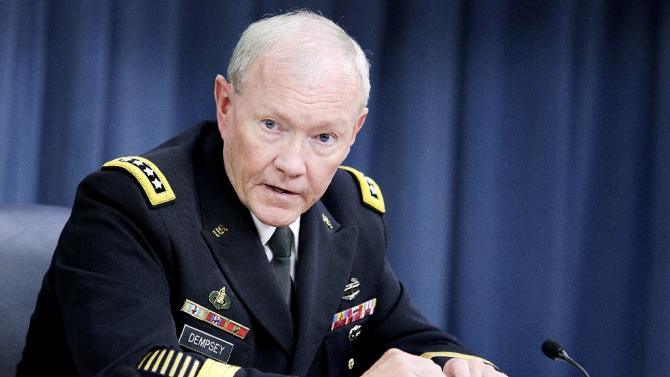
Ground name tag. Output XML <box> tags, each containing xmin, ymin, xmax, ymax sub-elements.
<box><xmin>178</xmin><ymin>324</ymin><xmax>234</xmax><ymax>363</ymax></box>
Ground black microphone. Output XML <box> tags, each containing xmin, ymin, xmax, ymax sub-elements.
<box><xmin>541</xmin><ymin>339</ymin><xmax>591</xmax><ymax>377</ymax></box>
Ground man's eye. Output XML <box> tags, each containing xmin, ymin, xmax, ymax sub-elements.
<box><xmin>263</xmin><ymin>120</ymin><xmax>277</xmax><ymax>130</ymax></box>
<box><xmin>318</xmin><ymin>134</ymin><xmax>333</xmax><ymax>144</ymax></box>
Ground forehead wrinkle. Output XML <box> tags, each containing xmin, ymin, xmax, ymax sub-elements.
<box><xmin>272</xmin><ymin>79</ymin><xmax>358</xmax><ymax>109</ymax></box>
<box><xmin>243</xmin><ymin>60</ymin><xmax>361</xmax><ymax>127</ymax></box>
<box><xmin>255</xmin><ymin>42</ymin><xmax>363</xmax><ymax>101</ymax></box>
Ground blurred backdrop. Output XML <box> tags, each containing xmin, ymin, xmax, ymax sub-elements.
<box><xmin>2</xmin><ymin>1</ymin><xmax>669</xmax><ymax>376</ymax></box>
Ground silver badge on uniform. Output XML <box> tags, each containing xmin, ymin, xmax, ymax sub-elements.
<box><xmin>342</xmin><ymin>278</ymin><xmax>360</xmax><ymax>301</ymax></box>
<box><xmin>348</xmin><ymin>324</ymin><xmax>362</xmax><ymax>341</ymax></box>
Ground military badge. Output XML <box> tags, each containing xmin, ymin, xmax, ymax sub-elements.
<box><xmin>348</xmin><ymin>324</ymin><xmax>362</xmax><ymax>342</ymax></box>
<box><xmin>209</xmin><ymin>287</ymin><xmax>231</xmax><ymax>310</ymax></box>
<box><xmin>342</xmin><ymin>278</ymin><xmax>360</xmax><ymax>301</ymax></box>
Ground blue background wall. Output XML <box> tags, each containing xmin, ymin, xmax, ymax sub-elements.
<box><xmin>2</xmin><ymin>1</ymin><xmax>669</xmax><ymax>375</ymax></box>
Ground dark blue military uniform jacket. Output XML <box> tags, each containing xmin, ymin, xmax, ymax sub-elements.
<box><xmin>18</xmin><ymin>122</ymin><xmax>483</xmax><ymax>377</ymax></box>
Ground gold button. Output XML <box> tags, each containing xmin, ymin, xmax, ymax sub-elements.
<box><xmin>348</xmin><ymin>358</ymin><xmax>355</xmax><ymax>370</ymax></box>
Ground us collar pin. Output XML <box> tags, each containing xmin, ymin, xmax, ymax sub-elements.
<box><xmin>342</xmin><ymin>278</ymin><xmax>361</xmax><ymax>301</ymax></box>
<box><xmin>209</xmin><ymin>286</ymin><xmax>231</xmax><ymax>310</ymax></box>
<box><xmin>212</xmin><ymin>224</ymin><xmax>228</xmax><ymax>238</ymax></box>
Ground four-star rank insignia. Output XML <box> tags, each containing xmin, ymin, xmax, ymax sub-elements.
<box><xmin>338</xmin><ymin>166</ymin><xmax>385</xmax><ymax>214</ymax></box>
<box><xmin>209</xmin><ymin>287</ymin><xmax>231</xmax><ymax>310</ymax></box>
<box><xmin>103</xmin><ymin>156</ymin><xmax>175</xmax><ymax>207</ymax></box>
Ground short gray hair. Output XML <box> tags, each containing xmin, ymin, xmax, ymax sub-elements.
<box><xmin>227</xmin><ymin>10</ymin><xmax>371</xmax><ymax>107</ymax></box>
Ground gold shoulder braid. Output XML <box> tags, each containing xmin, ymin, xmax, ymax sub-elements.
<box><xmin>103</xmin><ymin>156</ymin><xmax>176</xmax><ymax>207</ymax></box>
<box><xmin>339</xmin><ymin>166</ymin><xmax>385</xmax><ymax>214</ymax></box>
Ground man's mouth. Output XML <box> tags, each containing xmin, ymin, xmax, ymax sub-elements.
<box><xmin>267</xmin><ymin>184</ymin><xmax>296</xmax><ymax>195</ymax></box>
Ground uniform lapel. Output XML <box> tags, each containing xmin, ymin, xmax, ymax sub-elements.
<box><xmin>290</xmin><ymin>202</ymin><xmax>359</xmax><ymax>375</ymax></box>
<box><xmin>195</xmin><ymin>131</ymin><xmax>294</xmax><ymax>354</ymax></box>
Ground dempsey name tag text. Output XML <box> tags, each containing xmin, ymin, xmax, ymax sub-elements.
<box><xmin>178</xmin><ymin>324</ymin><xmax>234</xmax><ymax>363</ymax></box>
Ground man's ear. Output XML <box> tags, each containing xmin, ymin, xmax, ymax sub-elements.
<box><xmin>214</xmin><ymin>75</ymin><xmax>234</xmax><ymax>135</ymax></box>
<box><xmin>349</xmin><ymin>107</ymin><xmax>368</xmax><ymax>146</ymax></box>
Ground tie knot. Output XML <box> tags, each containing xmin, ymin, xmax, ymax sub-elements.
<box><xmin>268</xmin><ymin>226</ymin><xmax>293</xmax><ymax>258</ymax></box>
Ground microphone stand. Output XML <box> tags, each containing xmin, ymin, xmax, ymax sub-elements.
<box><xmin>557</xmin><ymin>349</ymin><xmax>591</xmax><ymax>377</ymax></box>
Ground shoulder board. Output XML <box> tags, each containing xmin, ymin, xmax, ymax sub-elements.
<box><xmin>102</xmin><ymin>156</ymin><xmax>175</xmax><ymax>207</ymax></box>
<box><xmin>339</xmin><ymin>166</ymin><xmax>385</xmax><ymax>214</ymax></box>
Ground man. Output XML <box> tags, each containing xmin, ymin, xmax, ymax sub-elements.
<box><xmin>19</xmin><ymin>10</ymin><xmax>506</xmax><ymax>377</ymax></box>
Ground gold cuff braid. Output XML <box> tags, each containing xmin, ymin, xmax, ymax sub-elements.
<box><xmin>196</xmin><ymin>359</ymin><xmax>241</xmax><ymax>377</ymax></box>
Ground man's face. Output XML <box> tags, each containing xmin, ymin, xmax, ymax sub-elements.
<box><xmin>214</xmin><ymin>52</ymin><xmax>367</xmax><ymax>227</ymax></box>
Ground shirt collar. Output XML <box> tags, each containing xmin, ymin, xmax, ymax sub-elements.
<box><xmin>250</xmin><ymin>212</ymin><xmax>300</xmax><ymax>248</ymax></box>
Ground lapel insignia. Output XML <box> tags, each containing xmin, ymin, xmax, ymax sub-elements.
<box><xmin>212</xmin><ymin>224</ymin><xmax>228</xmax><ymax>238</ymax></box>
<box><xmin>330</xmin><ymin>298</ymin><xmax>377</xmax><ymax>331</ymax></box>
<box><xmin>209</xmin><ymin>287</ymin><xmax>231</xmax><ymax>310</ymax></box>
<box><xmin>342</xmin><ymin>278</ymin><xmax>361</xmax><ymax>301</ymax></box>
<box><xmin>321</xmin><ymin>213</ymin><xmax>333</xmax><ymax>230</ymax></box>
<box><xmin>181</xmin><ymin>299</ymin><xmax>249</xmax><ymax>339</ymax></box>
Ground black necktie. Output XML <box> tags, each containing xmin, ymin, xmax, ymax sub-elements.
<box><xmin>268</xmin><ymin>226</ymin><xmax>293</xmax><ymax>306</ymax></box>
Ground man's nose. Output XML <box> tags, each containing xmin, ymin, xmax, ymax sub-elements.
<box><xmin>273</xmin><ymin>137</ymin><xmax>307</xmax><ymax>177</ymax></box>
